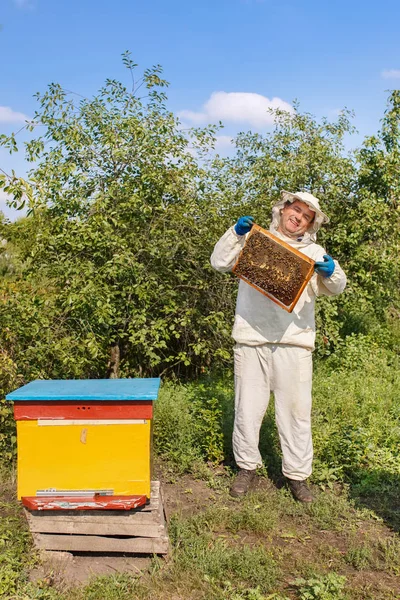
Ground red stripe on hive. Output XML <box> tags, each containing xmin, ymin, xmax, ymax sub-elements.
<box><xmin>13</xmin><ymin>401</ymin><xmax>153</xmax><ymax>421</ymax></box>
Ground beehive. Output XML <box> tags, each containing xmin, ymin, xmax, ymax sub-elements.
<box><xmin>232</xmin><ymin>224</ymin><xmax>315</xmax><ymax>312</ymax></box>
<box><xmin>6</xmin><ymin>378</ymin><xmax>160</xmax><ymax>502</ymax></box>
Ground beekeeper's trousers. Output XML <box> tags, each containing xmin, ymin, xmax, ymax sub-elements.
<box><xmin>233</xmin><ymin>343</ymin><xmax>313</xmax><ymax>481</ymax></box>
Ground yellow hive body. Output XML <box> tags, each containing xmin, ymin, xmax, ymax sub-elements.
<box><xmin>16</xmin><ymin>419</ymin><xmax>152</xmax><ymax>499</ymax></box>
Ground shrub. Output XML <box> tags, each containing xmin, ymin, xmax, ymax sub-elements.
<box><xmin>0</xmin><ymin>351</ymin><xmax>21</xmax><ymax>464</ymax></box>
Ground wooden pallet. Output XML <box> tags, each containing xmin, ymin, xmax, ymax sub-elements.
<box><xmin>24</xmin><ymin>481</ymin><xmax>169</xmax><ymax>554</ymax></box>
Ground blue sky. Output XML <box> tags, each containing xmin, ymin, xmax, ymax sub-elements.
<box><xmin>1</xmin><ymin>0</ymin><xmax>400</xmax><ymax>219</ymax></box>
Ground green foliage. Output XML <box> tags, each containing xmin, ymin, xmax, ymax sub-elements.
<box><xmin>312</xmin><ymin>347</ymin><xmax>400</xmax><ymax>488</ymax></box>
<box><xmin>0</xmin><ymin>499</ymin><xmax>33</xmax><ymax>598</ymax></box>
<box><xmin>226</xmin><ymin>491</ymin><xmax>278</xmax><ymax>534</ymax></box>
<box><xmin>344</xmin><ymin>543</ymin><xmax>373</xmax><ymax>570</ymax></box>
<box><xmin>0</xmin><ymin>280</ymin><xmax>108</xmax><ymax>383</ymax></box>
<box><xmin>0</xmin><ymin>53</ymin><xmax>232</xmax><ymax>380</ymax></box>
<box><xmin>294</xmin><ymin>573</ymin><xmax>348</xmax><ymax>600</ymax></box>
<box><xmin>189</xmin><ymin>385</ymin><xmax>225</xmax><ymax>464</ymax></box>
<box><xmin>153</xmin><ymin>383</ymin><xmax>205</xmax><ymax>471</ymax></box>
<box><xmin>377</xmin><ymin>537</ymin><xmax>400</xmax><ymax>575</ymax></box>
<box><xmin>153</xmin><ymin>381</ymin><xmax>225</xmax><ymax>470</ymax></box>
<box><xmin>223</xmin><ymin>584</ymin><xmax>289</xmax><ymax>600</ymax></box>
<box><xmin>0</xmin><ymin>352</ymin><xmax>21</xmax><ymax>463</ymax></box>
<box><xmin>305</xmin><ymin>491</ymin><xmax>356</xmax><ymax>532</ymax></box>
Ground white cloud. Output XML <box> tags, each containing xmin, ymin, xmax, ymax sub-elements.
<box><xmin>381</xmin><ymin>69</ymin><xmax>400</xmax><ymax>80</ymax></box>
<box><xmin>178</xmin><ymin>110</ymin><xmax>207</xmax><ymax>126</ymax></box>
<box><xmin>0</xmin><ymin>190</ymin><xmax>27</xmax><ymax>221</ymax></box>
<box><xmin>178</xmin><ymin>91</ymin><xmax>293</xmax><ymax>128</ymax></box>
<box><xmin>0</xmin><ymin>190</ymin><xmax>11</xmax><ymax>206</ymax></box>
<box><xmin>214</xmin><ymin>135</ymin><xmax>234</xmax><ymax>151</ymax></box>
<box><xmin>0</xmin><ymin>106</ymin><xmax>30</xmax><ymax>124</ymax></box>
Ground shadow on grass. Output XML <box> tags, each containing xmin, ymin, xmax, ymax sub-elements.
<box><xmin>347</xmin><ymin>468</ymin><xmax>400</xmax><ymax>533</ymax></box>
<box><xmin>259</xmin><ymin>411</ymin><xmax>284</xmax><ymax>483</ymax></box>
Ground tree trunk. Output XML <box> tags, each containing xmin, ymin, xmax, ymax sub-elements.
<box><xmin>108</xmin><ymin>343</ymin><xmax>120</xmax><ymax>379</ymax></box>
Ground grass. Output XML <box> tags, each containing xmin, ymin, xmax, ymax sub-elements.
<box><xmin>168</xmin><ymin>514</ymin><xmax>280</xmax><ymax>596</ymax></box>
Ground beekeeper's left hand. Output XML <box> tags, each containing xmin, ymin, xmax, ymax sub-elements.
<box><xmin>314</xmin><ymin>254</ymin><xmax>335</xmax><ymax>278</ymax></box>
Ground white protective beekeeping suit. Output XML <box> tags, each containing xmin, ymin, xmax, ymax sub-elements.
<box><xmin>210</xmin><ymin>191</ymin><xmax>347</xmax><ymax>480</ymax></box>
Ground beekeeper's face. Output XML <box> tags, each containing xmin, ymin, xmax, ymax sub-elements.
<box><xmin>279</xmin><ymin>200</ymin><xmax>315</xmax><ymax>238</ymax></box>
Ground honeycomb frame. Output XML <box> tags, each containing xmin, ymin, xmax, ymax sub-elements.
<box><xmin>232</xmin><ymin>224</ymin><xmax>315</xmax><ymax>312</ymax></box>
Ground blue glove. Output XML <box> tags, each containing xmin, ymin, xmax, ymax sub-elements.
<box><xmin>235</xmin><ymin>216</ymin><xmax>254</xmax><ymax>236</ymax></box>
<box><xmin>314</xmin><ymin>254</ymin><xmax>335</xmax><ymax>278</ymax></box>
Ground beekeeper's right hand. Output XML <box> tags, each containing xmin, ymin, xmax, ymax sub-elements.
<box><xmin>234</xmin><ymin>216</ymin><xmax>254</xmax><ymax>236</ymax></box>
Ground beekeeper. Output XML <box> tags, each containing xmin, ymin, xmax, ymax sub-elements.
<box><xmin>210</xmin><ymin>190</ymin><xmax>347</xmax><ymax>503</ymax></box>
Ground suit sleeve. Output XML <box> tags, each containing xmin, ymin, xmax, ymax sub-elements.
<box><xmin>210</xmin><ymin>226</ymin><xmax>247</xmax><ymax>273</ymax></box>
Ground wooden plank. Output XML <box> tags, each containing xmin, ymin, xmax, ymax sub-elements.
<box><xmin>142</xmin><ymin>497</ymin><xmax>159</xmax><ymax>511</ymax></box>
<box><xmin>27</xmin><ymin>517</ymin><xmax>165</xmax><ymax>538</ymax></box>
<box><xmin>150</xmin><ymin>481</ymin><xmax>160</xmax><ymax>498</ymax></box>
<box><xmin>33</xmin><ymin>533</ymin><xmax>169</xmax><ymax>554</ymax></box>
<box><xmin>25</xmin><ymin>509</ymin><xmax>159</xmax><ymax>527</ymax></box>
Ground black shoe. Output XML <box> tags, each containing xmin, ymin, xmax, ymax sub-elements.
<box><xmin>287</xmin><ymin>478</ymin><xmax>313</xmax><ymax>503</ymax></box>
<box><xmin>230</xmin><ymin>469</ymin><xmax>257</xmax><ymax>498</ymax></box>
